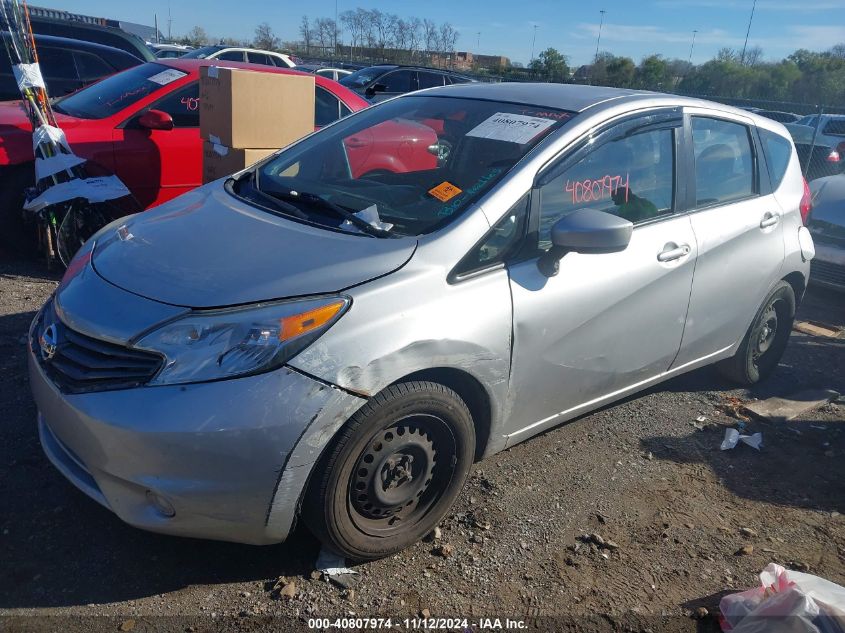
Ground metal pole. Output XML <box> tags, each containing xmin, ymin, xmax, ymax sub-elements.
<box><xmin>477</xmin><ymin>31</ymin><xmax>480</xmax><ymax>50</ymax></box>
<box><xmin>741</xmin><ymin>0</ymin><xmax>757</xmax><ymax>64</ymax></box>
<box><xmin>530</xmin><ymin>24</ymin><xmax>538</xmax><ymax>62</ymax></box>
<box><xmin>334</xmin><ymin>0</ymin><xmax>338</xmax><ymax>61</ymax></box>
<box><xmin>688</xmin><ymin>29</ymin><xmax>697</xmax><ymax>64</ymax></box>
<box><xmin>595</xmin><ymin>9</ymin><xmax>606</xmax><ymax>62</ymax></box>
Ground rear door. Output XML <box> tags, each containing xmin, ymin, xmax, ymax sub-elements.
<box><xmin>504</xmin><ymin>110</ymin><xmax>698</xmax><ymax>440</ymax></box>
<box><xmin>673</xmin><ymin>111</ymin><xmax>785</xmax><ymax>367</ymax></box>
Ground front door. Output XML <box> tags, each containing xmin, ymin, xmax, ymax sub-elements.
<box><xmin>673</xmin><ymin>112</ymin><xmax>786</xmax><ymax>366</ymax></box>
<box><xmin>504</xmin><ymin>112</ymin><xmax>697</xmax><ymax>441</ymax></box>
<box><xmin>112</xmin><ymin>82</ymin><xmax>202</xmax><ymax>209</ymax></box>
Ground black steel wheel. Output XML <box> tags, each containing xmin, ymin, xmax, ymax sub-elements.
<box><xmin>303</xmin><ymin>381</ymin><xmax>475</xmax><ymax>560</ymax></box>
<box><xmin>718</xmin><ymin>281</ymin><xmax>796</xmax><ymax>385</ymax></box>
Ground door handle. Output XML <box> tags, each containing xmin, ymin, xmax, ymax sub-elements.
<box><xmin>760</xmin><ymin>213</ymin><xmax>780</xmax><ymax>229</ymax></box>
<box><xmin>657</xmin><ymin>243</ymin><xmax>691</xmax><ymax>262</ymax></box>
<box><xmin>345</xmin><ymin>137</ymin><xmax>368</xmax><ymax>148</ymax></box>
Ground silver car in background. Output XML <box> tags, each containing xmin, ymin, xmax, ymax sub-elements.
<box><xmin>29</xmin><ymin>84</ymin><xmax>815</xmax><ymax>560</ymax></box>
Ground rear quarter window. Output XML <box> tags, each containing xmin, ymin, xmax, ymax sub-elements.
<box><xmin>759</xmin><ymin>128</ymin><xmax>793</xmax><ymax>190</ymax></box>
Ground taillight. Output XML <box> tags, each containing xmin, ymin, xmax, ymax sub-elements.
<box><xmin>826</xmin><ymin>149</ymin><xmax>841</xmax><ymax>163</ymax></box>
<box><xmin>799</xmin><ymin>178</ymin><xmax>812</xmax><ymax>225</ymax></box>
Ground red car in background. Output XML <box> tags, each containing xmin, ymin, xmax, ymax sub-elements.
<box><xmin>0</xmin><ymin>59</ymin><xmax>437</xmax><ymax>243</ymax></box>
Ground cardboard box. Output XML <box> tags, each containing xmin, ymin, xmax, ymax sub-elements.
<box><xmin>202</xmin><ymin>142</ymin><xmax>277</xmax><ymax>183</ymax></box>
<box><xmin>200</xmin><ymin>65</ymin><xmax>315</xmax><ymax>149</ymax></box>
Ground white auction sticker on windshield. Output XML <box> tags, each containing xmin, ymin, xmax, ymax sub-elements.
<box><xmin>466</xmin><ymin>112</ymin><xmax>556</xmax><ymax>144</ymax></box>
<box><xmin>147</xmin><ymin>69</ymin><xmax>187</xmax><ymax>86</ymax></box>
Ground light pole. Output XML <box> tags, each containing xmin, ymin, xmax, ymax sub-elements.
<box><xmin>688</xmin><ymin>29</ymin><xmax>698</xmax><ymax>64</ymax></box>
<box><xmin>530</xmin><ymin>24</ymin><xmax>538</xmax><ymax>63</ymax></box>
<box><xmin>333</xmin><ymin>0</ymin><xmax>338</xmax><ymax>60</ymax></box>
<box><xmin>477</xmin><ymin>31</ymin><xmax>481</xmax><ymax>51</ymax></box>
<box><xmin>741</xmin><ymin>0</ymin><xmax>757</xmax><ymax>65</ymax></box>
<box><xmin>594</xmin><ymin>9</ymin><xmax>606</xmax><ymax>62</ymax></box>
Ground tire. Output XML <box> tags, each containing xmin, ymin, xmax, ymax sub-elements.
<box><xmin>717</xmin><ymin>281</ymin><xmax>796</xmax><ymax>386</ymax></box>
<box><xmin>303</xmin><ymin>381</ymin><xmax>475</xmax><ymax>561</ymax></box>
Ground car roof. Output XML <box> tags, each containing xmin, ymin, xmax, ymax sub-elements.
<box><xmin>1</xmin><ymin>30</ymin><xmax>139</xmax><ymax>59</ymax></box>
<box><xmin>157</xmin><ymin>59</ymin><xmax>370</xmax><ymax>109</ymax></box>
<box><xmin>419</xmin><ymin>82</ymin><xmax>650</xmax><ymax>112</ymax></box>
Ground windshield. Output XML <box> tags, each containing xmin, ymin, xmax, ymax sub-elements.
<box><xmin>53</xmin><ymin>63</ymin><xmax>187</xmax><ymax>119</ymax></box>
<box><xmin>231</xmin><ymin>96</ymin><xmax>574</xmax><ymax>237</ymax></box>
<box><xmin>339</xmin><ymin>67</ymin><xmax>390</xmax><ymax>89</ymax></box>
<box><xmin>181</xmin><ymin>46</ymin><xmax>224</xmax><ymax>59</ymax></box>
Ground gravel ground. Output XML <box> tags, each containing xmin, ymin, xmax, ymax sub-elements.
<box><xmin>1</xmin><ymin>256</ymin><xmax>844</xmax><ymax>633</ymax></box>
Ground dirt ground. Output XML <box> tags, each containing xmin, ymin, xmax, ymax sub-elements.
<box><xmin>1</xmin><ymin>256</ymin><xmax>844</xmax><ymax>633</ymax></box>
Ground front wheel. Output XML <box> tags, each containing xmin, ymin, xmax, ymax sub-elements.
<box><xmin>303</xmin><ymin>381</ymin><xmax>475</xmax><ymax>561</ymax></box>
<box><xmin>717</xmin><ymin>281</ymin><xmax>796</xmax><ymax>386</ymax></box>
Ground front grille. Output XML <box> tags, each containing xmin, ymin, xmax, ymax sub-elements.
<box><xmin>811</xmin><ymin>259</ymin><xmax>845</xmax><ymax>289</ymax></box>
<box><xmin>33</xmin><ymin>303</ymin><xmax>164</xmax><ymax>393</ymax></box>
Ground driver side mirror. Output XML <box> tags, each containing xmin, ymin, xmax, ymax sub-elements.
<box><xmin>538</xmin><ymin>208</ymin><xmax>633</xmax><ymax>277</ymax></box>
<box><xmin>138</xmin><ymin>109</ymin><xmax>174</xmax><ymax>131</ymax></box>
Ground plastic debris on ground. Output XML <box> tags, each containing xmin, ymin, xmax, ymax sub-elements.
<box><xmin>719</xmin><ymin>562</ymin><xmax>845</xmax><ymax>632</ymax></box>
<box><xmin>720</xmin><ymin>427</ymin><xmax>763</xmax><ymax>451</ymax></box>
<box><xmin>315</xmin><ymin>546</ymin><xmax>358</xmax><ymax>580</ymax></box>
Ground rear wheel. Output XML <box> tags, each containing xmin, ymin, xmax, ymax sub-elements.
<box><xmin>303</xmin><ymin>381</ymin><xmax>475</xmax><ymax>560</ymax></box>
<box><xmin>717</xmin><ymin>281</ymin><xmax>795</xmax><ymax>385</ymax></box>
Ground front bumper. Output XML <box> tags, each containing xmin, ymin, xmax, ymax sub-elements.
<box><xmin>28</xmin><ymin>333</ymin><xmax>366</xmax><ymax>545</ymax></box>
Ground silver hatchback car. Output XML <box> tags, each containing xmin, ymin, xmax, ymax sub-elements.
<box><xmin>29</xmin><ymin>84</ymin><xmax>815</xmax><ymax>560</ymax></box>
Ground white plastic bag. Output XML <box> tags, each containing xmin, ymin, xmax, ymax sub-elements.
<box><xmin>720</xmin><ymin>563</ymin><xmax>845</xmax><ymax>632</ymax></box>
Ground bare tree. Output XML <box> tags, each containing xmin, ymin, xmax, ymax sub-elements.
<box><xmin>299</xmin><ymin>16</ymin><xmax>313</xmax><ymax>55</ymax></box>
<box><xmin>341</xmin><ymin>9</ymin><xmax>367</xmax><ymax>57</ymax></box>
<box><xmin>716</xmin><ymin>47</ymin><xmax>740</xmax><ymax>63</ymax></box>
<box><xmin>186</xmin><ymin>25</ymin><xmax>208</xmax><ymax>47</ymax></box>
<box><xmin>438</xmin><ymin>22</ymin><xmax>458</xmax><ymax>53</ymax></box>
<box><xmin>314</xmin><ymin>18</ymin><xmax>339</xmax><ymax>54</ymax></box>
<box><xmin>423</xmin><ymin>19</ymin><xmax>438</xmax><ymax>55</ymax></box>
<box><xmin>742</xmin><ymin>45</ymin><xmax>764</xmax><ymax>66</ymax></box>
<box><xmin>253</xmin><ymin>22</ymin><xmax>280</xmax><ymax>50</ymax></box>
<box><xmin>406</xmin><ymin>17</ymin><xmax>423</xmax><ymax>60</ymax></box>
<box><xmin>832</xmin><ymin>43</ymin><xmax>845</xmax><ymax>59</ymax></box>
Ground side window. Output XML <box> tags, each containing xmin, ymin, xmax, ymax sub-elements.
<box><xmin>823</xmin><ymin>119</ymin><xmax>845</xmax><ymax>136</ymax></box>
<box><xmin>418</xmin><ymin>72</ymin><xmax>445</xmax><ymax>89</ymax></box>
<box><xmin>759</xmin><ymin>128</ymin><xmax>793</xmax><ymax>190</ymax></box>
<box><xmin>247</xmin><ymin>52</ymin><xmax>272</xmax><ymax>65</ymax></box>
<box><xmin>455</xmin><ymin>195</ymin><xmax>529</xmax><ymax>277</ymax></box>
<box><xmin>448</xmin><ymin>75</ymin><xmax>472</xmax><ymax>85</ymax></box>
<box><xmin>38</xmin><ymin>47</ymin><xmax>79</xmax><ymax>81</ymax></box>
<box><xmin>340</xmin><ymin>102</ymin><xmax>352</xmax><ymax>118</ymax></box>
<box><xmin>216</xmin><ymin>50</ymin><xmax>245</xmax><ymax>62</ymax></box>
<box><xmin>538</xmin><ymin>127</ymin><xmax>676</xmax><ymax>249</ymax></box>
<box><xmin>73</xmin><ymin>51</ymin><xmax>114</xmax><ymax>81</ymax></box>
<box><xmin>150</xmin><ymin>83</ymin><xmax>200</xmax><ymax>128</ymax></box>
<box><xmin>692</xmin><ymin>117</ymin><xmax>755</xmax><ymax>207</ymax></box>
<box><xmin>315</xmin><ymin>87</ymin><xmax>341</xmax><ymax>127</ymax></box>
<box><xmin>379</xmin><ymin>70</ymin><xmax>413</xmax><ymax>93</ymax></box>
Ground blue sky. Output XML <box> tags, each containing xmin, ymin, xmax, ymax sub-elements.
<box><xmin>44</xmin><ymin>0</ymin><xmax>845</xmax><ymax>66</ymax></box>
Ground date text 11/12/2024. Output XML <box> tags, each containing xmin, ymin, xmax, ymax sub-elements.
<box><xmin>306</xmin><ymin>617</ymin><xmax>528</xmax><ymax>630</ymax></box>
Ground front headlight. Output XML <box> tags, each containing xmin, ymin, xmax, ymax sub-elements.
<box><xmin>137</xmin><ymin>296</ymin><xmax>350</xmax><ymax>386</ymax></box>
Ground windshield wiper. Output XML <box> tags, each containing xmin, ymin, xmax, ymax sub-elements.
<box><xmin>228</xmin><ymin>170</ymin><xmax>310</xmax><ymax>221</ymax></box>
<box><xmin>263</xmin><ymin>185</ymin><xmax>393</xmax><ymax>238</ymax></box>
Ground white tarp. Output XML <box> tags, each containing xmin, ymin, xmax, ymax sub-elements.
<box><xmin>12</xmin><ymin>62</ymin><xmax>45</xmax><ymax>91</ymax></box>
<box><xmin>24</xmin><ymin>175</ymin><xmax>130</xmax><ymax>212</ymax></box>
<box><xmin>35</xmin><ymin>153</ymin><xmax>87</xmax><ymax>181</ymax></box>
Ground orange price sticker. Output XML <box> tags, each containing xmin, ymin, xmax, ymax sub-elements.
<box><xmin>428</xmin><ymin>181</ymin><xmax>463</xmax><ymax>202</ymax></box>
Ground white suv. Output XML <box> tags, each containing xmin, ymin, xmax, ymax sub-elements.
<box><xmin>182</xmin><ymin>45</ymin><xmax>296</xmax><ymax>68</ymax></box>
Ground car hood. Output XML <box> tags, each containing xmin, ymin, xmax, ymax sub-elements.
<box><xmin>91</xmin><ymin>182</ymin><xmax>417</xmax><ymax>308</ymax></box>
<box><xmin>0</xmin><ymin>100</ymin><xmax>88</xmax><ymax>165</ymax></box>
